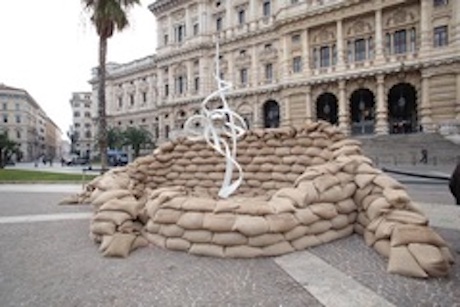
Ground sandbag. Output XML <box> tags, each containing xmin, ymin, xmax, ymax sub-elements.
<box><xmin>373</xmin><ymin>239</ymin><xmax>390</xmax><ymax>258</ymax></box>
<box><xmin>233</xmin><ymin>215</ymin><xmax>269</xmax><ymax>237</ymax></box>
<box><xmin>284</xmin><ymin>225</ymin><xmax>309</xmax><ymax>241</ymax></box>
<box><xmin>407</xmin><ymin>243</ymin><xmax>449</xmax><ymax>277</ymax></box>
<box><xmin>265</xmin><ymin>213</ymin><xmax>299</xmax><ymax>233</ymax></box>
<box><xmin>268</xmin><ymin>196</ymin><xmax>296</xmax><ymax>213</ymax></box>
<box><xmin>314</xmin><ymin>174</ymin><xmax>340</xmax><ymax>193</ymax></box>
<box><xmin>92</xmin><ymin>189</ymin><xmax>132</xmax><ymax>208</ymax></box>
<box><xmin>182</xmin><ymin>230</ymin><xmax>212</xmax><ymax>243</ymax></box>
<box><xmin>291</xmin><ymin>235</ymin><xmax>322</xmax><ymax>250</ymax></box>
<box><xmin>90</xmin><ymin>221</ymin><xmax>116</xmax><ymax>236</ymax></box>
<box><xmin>262</xmin><ymin>241</ymin><xmax>295</xmax><ymax>256</ymax></box>
<box><xmin>309</xmin><ymin>203</ymin><xmax>338</xmax><ymax>220</ymax></box>
<box><xmin>307</xmin><ymin>220</ymin><xmax>332</xmax><ymax>235</ymax></box>
<box><xmin>177</xmin><ymin>212</ymin><xmax>205</xmax><ymax>230</ymax></box>
<box><xmin>330</xmin><ymin>214</ymin><xmax>350</xmax><ymax>230</ymax></box>
<box><xmin>181</xmin><ymin>197</ymin><xmax>216</xmax><ymax>212</ymax></box>
<box><xmin>166</xmin><ymin>238</ymin><xmax>191</xmax><ymax>251</ymax></box>
<box><xmin>296</xmin><ymin>181</ymin><xmax>320</xmax><ymax>205</ymax></box>
<box><xmin>94</xmin><ymin>210</ymin><xmax>131</xmax><ymax>226</ymax></box>
<box><xmin>212</xmin><ymin>232</ymin><xmax>248</xmax><ymax>246</ymax></box>
<box><xmin>99</xmin><ymin>198</ymin><xmax>140</xmax><ymax>218</ymax></box>
<box><xmin>390</xmin><ymin>225</ymin><xmax>446</xmax><ymax>247</ymax></box>
<box><xmin>294</xmin><ymin>207</ymin><xmax>320</xmax><ymax>225</ymax></box>
<box><xmin>367</xmin><ymin>197</ymin><xmax>391</xmax><ymax>220</ymax></box>
<box><xmin>373</xmin><ymin>174</ymin><xmax>404</xmax><ymax>189</ymax></box>
<box><xmin>274</xmin><ymin>188</ymin><xmax>308</xmax><ymax>208</ymax></box>
<box><xmin>102</xmin><ymin>233</ymin><xmax>137</xmax><ymax>258</ymax></box>
<box><xmin>142</xmin><ymin>231</ymin><xmax>166</xmax><ymax>248</ymax></box>
<box><xmin>387</xmin><ymin>246</ymin><xmax>428</xmax><ymax>278</ymax></box>
<box><xmin>225</xmin><ymin>245</ymin><xmax>263</xmax><ymax>258</ymax></box>
<box><xmin>159</xmin><ymin>224</ymin><xmax>185</xmax><ymax>237</ymax></box>
<box><xmin>153</xmin><ymin>208</ymin><xmax>182</xmax><ymax>224</ymax></box>
<box><xmin>383</xmin><ymin>188</ymin><xmax>411</xmax><ymax>208</ymax></box>
<box><xmin>385</xmin><ymin>210</ymin><xmax>428</xmax><ymax>225</ymax></box>
<box><xmin>336</xmin><ymin>199</ymin><xmax>357</xmax><ymax>214</ymax></box>
<box><xmin>248</xmin><ymin>233</ymin><xmax>284</xmax><ymax>247</ymax></box>
<box><xmin>188</xmin><ymin>243</ymin><xmax>225</xmax><ymax>257</ymax></box>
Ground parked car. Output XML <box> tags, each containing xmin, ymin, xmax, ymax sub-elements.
<box><xmin>63</xmin><ymin>155</ymin><xmax>90</xmax><ymax>166</ymax></box>
<box><xmin>107</xmin><ymin>150</ymin><xmax>128</xmax><ymax>167</ymax></box>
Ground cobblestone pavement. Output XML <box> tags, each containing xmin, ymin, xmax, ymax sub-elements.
<box><xmin>0</xmin><ymin>184</ymin><xmax>459</xmax><ymax>306</ymax></box>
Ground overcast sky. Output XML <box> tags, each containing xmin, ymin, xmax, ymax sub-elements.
<box><xmin>0</xmin><ymin>0</ymin><xmax>157</xmax><ymax>138</ymax></box>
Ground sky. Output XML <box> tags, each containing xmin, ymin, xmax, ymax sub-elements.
<box><xmin>0</xmin><ymin>0</ymin><xmax>157</xmax><ymax>139</ymax></box>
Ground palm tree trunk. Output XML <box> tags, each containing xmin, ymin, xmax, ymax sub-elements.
<box><xmin>98</xmin><ymin>35</ymin><xmax>108</xmax><ymax>173</ymax></box>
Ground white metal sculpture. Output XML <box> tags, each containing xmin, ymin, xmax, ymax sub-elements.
<box><xmin>183</xmin><ymin>42</ymin><xmax>247</xmax><ymax>198</ymax></box>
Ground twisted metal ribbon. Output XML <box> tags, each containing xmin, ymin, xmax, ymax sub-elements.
<box><xmin>183</xmin><ymin>42</ymin><xmax>247</xmax><ymax>198</ymax></box>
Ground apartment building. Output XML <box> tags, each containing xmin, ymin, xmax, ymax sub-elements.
<box><xmin>89</xmin><ymin>0</ymin><xmax>460</xmax><ymax>143</ymax></box>
<box><xmin>0</xmin><ymin>83</ymin><xmax>62</xmax><ymax>162</ymax></box>
<box><xmin>69</xmin><ymin>92</ymin><xmax>95</xmax><ymax>158</ymax></box>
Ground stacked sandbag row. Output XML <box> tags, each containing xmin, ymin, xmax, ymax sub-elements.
<box><xmin>141</xmin><ymin>158</ymin><xmax>359</xmax><ymax>258</ymax></box>
<box><xmin>344</xmin><ymin>157</ymin><xmax>455</xmax><ymax>277</ymax></box>
<box><xmin>135</xmin><ymin>121</ymin><xmax>348</xmax><ymax>198</ymax></box>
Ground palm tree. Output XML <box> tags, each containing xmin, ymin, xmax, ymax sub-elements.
<box><xmin>82</xmin><ymin>0</ymin><xmax>140</xmax><ymax>172</ymax></box>
<box><xmin>0</xmin><ymin>132</ymin><xmax>19</xmax><ymax>168</ymax></box>
<box><xmin>107</xmin><ymin>126</ymin><xmax>124</xmax><ymax>150</ymax></box>
<box><xmin>122</xmin><ymin>126</ymin><xmax>153</xmax><ymax>158</ymax></box>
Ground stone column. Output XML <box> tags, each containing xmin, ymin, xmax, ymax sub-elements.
<box><xmin>283</xmin><ymin>95</ymin><xmax>291</xmax><ymax>126</ymax></box>
<box><xmin>303</xmin><ymin>29</ymin><xmax>311</xmax><ymax>76</ymax></box>
<box><xmin>253</xmin><ymin>99</ymin><xmax>260</xmax><ymax>128</ymax></box>
<box><xmin>375</xmin><ymin>74</ymin><xmax>389</xmax><ymax>135</ymax></box>
<box><xmin>338</xmin><ymin>79</ymin><xmax>349</xmax><ymax>134</ymax></box>
<box><xmin>305</xmin><ymin>85</ymin><xmax>313</xmax><ymax>123</ymax></box>
<box><xmin>282</xmin><ymin>35</ymin><xmax>290</xmax><ymax>78</ymax></box>
<box><xmin>420</xmin><ymin>0</ymin><xmax>431</xmax><ymax>57</ymax></box>
<box><xmin>420</xmin><ymin>72</ymin><xmax>435</xmax><ymax>132</ymax></box>
<box><xmin>336</xmin><ymin>19</ymin><xmax>345</xmax><ymax>69</ymax></box>
<box><xmin>185</xmin><ymin>5</ymin><xmax>191</xmax><ymax>39</ymax></box>
<box><xmin>249</xmin><ymin>0</ymin><xmax>257</xmax><ymax>31</ymax></box>
<box><xmin>198</xmin><ymin>1</ymin><xmax>206</xmax><ymax>35</ymax></box>
<box><xmin>375</xmin><ymin>9</ymin><xmax>384</xmax><ymax>62</ymax></box>
<box><xmin>251</xmin><ymin>46</ymin><xmax>258</xmax><ymax>86</ymax></box>
<box><xmin>186</xmin><ymin>61</ymin><xmax>193</xmax><ymax>95</ymax></box>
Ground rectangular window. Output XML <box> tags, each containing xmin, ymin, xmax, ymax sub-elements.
<box><xmin>368</xmin><ymin>37</ymin><xmax>374</xmax><ymax>59</ymax></box>
<box><xmin>3</xmin><ymin>114</ymin><xmax>7</xmax><ymax>123</ymax></box>
<box><xmin>433</xmin><ymin>25</ymin><xmax>448</xmax><ymax>47</ymax></box>
<box><xmin>15</xmin><ymin>115</ymin><xmax>21</xmax><ymax>123</ymax></box>
<box><xmin>434</xmin><ymin>0</ymin><xmax>448</xmax><ymax>7</ymax></box>
<box><xmin>216</xmin><ymin>17</ymin><xmax>222</xmax><ymax>31</ymax></box>
<box><xmin>142</xmin><ymin>92</ymin><xmax>147</xmax><ymax>103</ymax></box>
<box><xmin>130</xmin><ymin>94</ymin><xmax>134</xmax><ymax>106</ymax></box>
<box><xmin>292</xmin><ymin>56</ymin><xmax>302</xmax><ymax>73</ymax></box>
<box><xmin>238</xmin><ymin>9</ymin><xmax>245</xmax><ymax>25</ymax></box>
<box><xmin>347</xmin><ymin>41</ymin><xmax>354</xmax><ymax>62</ymax></box>
<box><xmin>194</xmin><ymin>77</ymin><xmax>200</xmax><ymax>91</ymax></box>
<box><xmin>118</xmin><ymin>97</ymin><xmax>122</xmax><ymax>108</ymax></box>
<box><xmin>332</xmin><ymin>44</ymin><xmax>337</xmax><ymax>66</ymax></box>
<box><xmin>16</xmin><ymin>130</ymin><xmax>21</xmax><ymax>139</ymax></box>
<box><xmin>394</xmin><ymin>30</ymin><xmax>407</xmax><ymax>54</ymax></box>
<box><xmin>263</xmin><ymin>1</ymin><xmax>271</xmax><ymax>17</ymax></box>
<box><xmin>15</xmin><ymin>103</ymin><xmax>20</xmax><ymax>111</ymax></box>
<box><xmin>291</xmin><ymin>34</ymin><xmax>301</xmax><ymax>44</ymax></box>
<box><xmin>176</xmin><ymin>76</ymin><xmax>186</xmax><ymax>94</ymax></box>
<box><xmin>240</xmin><ymin>68</ymin><xmax>248</xmax><ymax>85</ymax></box>
<box><xmin>313</xmin><ymin>47</ymin><xmax>319</xmax><ymax>68</ymax></box>
<box><xmin>265</xmin><ymin>63</ymin><xmax>273</xmax><ymax>81</ymax></box>
<box><xmin>320</xmin><ymin>46</ymin><xmax>330</xmax><ymax>67</ymax></box>
<box><xmin>2</xmin><ymin>103</ymin><xmax>6</xmax><ymax>110</ymax></box>
<box><xmin>193</xmin><ymin>23</ymin><xmax>199</xmax><ymax>35</ymax></box>
<box><xmin>354</xmin><ymin>39</ymin><xmax>366</xmax><ymax>61</ymax></box>
<box><xmin>164</xmin><ymin>34</ymin><xmax>168</xmax><ymax>45</ymax></box>
<box><xmin>165</xmin><ymin>84</ymin><xmax>169</xmax><ymax>96</ymax></box>
<box><xmin>385</xmin><ymin>33</ymin><xmax>392</xmax><ymax>54</ymax></box>
<box><xmin>176</xmin><ymin>24</ymin><xmax>185</xmax><ymax>43</ymax></box>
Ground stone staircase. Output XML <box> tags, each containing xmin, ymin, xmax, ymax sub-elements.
<box><xmin>355</xmin><ymin>133</ymin><xmax>460</xmax><ymax>167</ymax></box>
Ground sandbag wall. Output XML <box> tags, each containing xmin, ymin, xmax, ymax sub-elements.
<box><xmin>80</xmin><ymin>121</ymin><xmax>453</xmax><ymax>278</ymax></box>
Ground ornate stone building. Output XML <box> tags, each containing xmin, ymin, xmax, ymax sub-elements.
<box><xmin>69</xmin><ymin>92</ymin><xmax>95</xmax><ymax>158</ymax></box>
<box><xmin>90</xmin><ymin>0</ymin><xmax>460</xmax><ymax>143</ymax></box>
<box><xmin>0</xmin><ymin>84</ymin><xmax>62</xmax><ymax>162</ymax></box>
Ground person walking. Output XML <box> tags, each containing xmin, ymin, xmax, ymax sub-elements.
<box><xmin>449</xmin><ymin>162</ymin><xmax>460</xmax><ymax>205</ymax></box>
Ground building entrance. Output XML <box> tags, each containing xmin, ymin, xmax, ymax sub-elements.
<box><xmin>316</xmin><ymin>93</ymin><xmax>338</xmax><ymax>125</ymax></box>
<box><xmin>350</xmin><ymin>88</ymin><xmax>375</xmax><ymax>135</ymax></box>
<box><xmin>388</xmin><ymin>83</ymin><xmax>417</xmax><ymax>134</ymax></box>
<box><xmin>263</xmin><ymin>100</ymin><xmax>280</xmax><ymax>128</ymax></box>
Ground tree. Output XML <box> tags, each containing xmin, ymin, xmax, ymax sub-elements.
<box><xmin>82</xmin><ymin>0</ymin><xmax>140</xmax><ymax>173</ymax></box>
<box><xmin>122</xmin><ymin>126</ymin><xmax>153</xmax><ymax>158</ymax></box>
<box><xmin>0</xmin><ymin>132</ymin><xmax>19</xmax><ymax>168</ymax></box>
<box><xmin>107</xmin><ymin>126</ymin><xmax>124</xmax><ymax>150</ymax></box>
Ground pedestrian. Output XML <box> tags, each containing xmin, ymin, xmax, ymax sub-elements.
<box><xmin>419</xmin><ymin>149</ymin><xmax>428</xmax><ymax>164</ymax></box>
<box><xmin>449</xmin><ymin>163</ymin><xmax>460</xmax><ymax>205</ymax></box>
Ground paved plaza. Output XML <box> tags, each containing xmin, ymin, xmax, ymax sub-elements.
<box><xmin>0</xmin><ymin>166</ymin><xmax>459</xmax><ymax>306</ymax></box>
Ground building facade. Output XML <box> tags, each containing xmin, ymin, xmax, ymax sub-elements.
<box><xmin>69</xmin><ymin>92</ymin><xmax>95</xmax><ymax>158</ymax></box>
<box><xmin>90</xmin><ymin>0</ymin><xmax>460</xmax><ymax>144</ymax></box>
<box><xmin>0</xmin><ymin>84</ymin><xmax>62</xmax><ymax>162</ymax></box>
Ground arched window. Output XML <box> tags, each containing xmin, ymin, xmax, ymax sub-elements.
<box><xmin>263</xmin><ymin>100</ymin><xmax>280</xmax><ymax>128</ymax></box>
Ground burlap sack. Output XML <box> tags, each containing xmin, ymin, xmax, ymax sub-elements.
<box><xmin>296</xmin><ymin>181</ymin><xmax>320</xmax><ymax>205</ymax></box>
<box><xmin>373</xmin><ymin>239</ymin><xmax>391</xmax><ymax>258</ymax></box>
<box><xmin>353</xmin><ymin>184</ymin><xmax>373</xmax><ymax>205</ymax></box>
<box><xmin>153</xmin><ymin>208</ymin><xmax>182</xmax><ymax>224</ymax></box>
<box><xmin>182</xmin><ymin>230</ymin><xmax>212</xmax><ymax>243</ymax></box>
<box><xmin>320</xmin><ymin>186</ymin><xmax>344</xmax><ymax>203</ymax></box>
<box><xmin>233</xmin><ymin>215</ymin><xmax>269</xmax><ymax>237</ymax></box>
<box><xmin>309</xmin><ymin>203</ymin><xmax>338</xmax><ymax>220</ymax></box>
<box><xmin>248</xmin><ymin>233</ymin><xmax>284</xmax><ymax>247</ymax></box>
<box><xmin>92</xmin><ymin>189</ymin><xmax>132</xmax><ymax>208</ymax></box>
<box><xmin>118</xmin><ymin>220</ymin><xmax>143</xmax><ymax>234</ymax></box>
<box><xmin>367</xmin><ymin>197</ymin><xmax>392</xmax><ymax>220</ymax></box>
<box><xmin>336</xmin><ymin>199</ymin><xmax>357</xmax><ymax>214</ymax></box>
<box><xmin>268</xmin><ymin>196</ymin><xmax>296</xmax><ymax>214</ymax></box>
<box><xmin>202</xmin><ymin>213</ymin><xmax>237</xmax><ymax>232</ymax></box>
<box><xmin>357</xmin><ymin>212</ymin><xmax>370</xmax><ymax>227</ymax></box>
<box><xmin>317</xmin><ymin>225</ymin><xmax>353</xmax><ymax>243</ymax></box>
<box><xmin>94</xmin><ymin>210</ymin><xmax>131</xmax><ymax>226</ymax></box>
<box><xmin>225</xmin><ymin>245</ymin><xmax>263</xmax><ymax>258</ymax></box>
<box><xmin>274</xmin><ymin>188</ymin><xmax>308</xmax><ymax>208</ymax></box>
<box><xmin>307</xmin><ymin>220</ymin><xmax>332</xmax><ymax>235</ymax></box>
<box><xmin>212</xmin><ymin>232</ymin><xmax>248</xmax><ymax>246</ymax></box>
<box><xmin>440</xmin><ymin>247</ymin><xmax>455</xmax><ymax>264</ymax></box>
<box><xmin>234</xmin><ymin>198</ymin><xmax>274</xmax><ymax>215</ymax></box>
<box><xmin>99</xmin><ymin>235</ymin><xmax>113</xmax><ymax>252</ymax></box>
<box><xmin>294</xmin><ymin>207</ymin><xmax>320</xmax><ymax>225</ymax></box>
<box><xmin>214</xmin><ymin>199</ymin><xmax>240</xmax><ymax>213</ymax></box>
<box><xmin>181</xmin><ymin>197</ymin><xmax>216</xmax><ymax>212</ymax></box>
<box><xmin>189</xmin><ymin>243</ymin><xmax>225</xmax><ymax>257</ymax></box>
<box><xmin>362</xmin><ymin>194</ymin><xmax>381</xmax><ymax>211</ymax></box>
<box><xmin>102</xmin><ymin>233</ymin><xmax>137</xmax><ymax>258</ymax></box>
<box><xmin>373</xmin><ymin>174</ymin><xmax>404</xmax><ymax>189</ymax></box>
<box><xmin>387</xmin><ymin>246</ymin><xmax>428</xmax><ymax>278</ymax></box>
<box><xmin>407</xmin><ymin>243</ymin><xmax>449</xmax><ymax>277</ymax></box>
<box><xmin>355</xmin><ymin>174</ymin><xmax>377</xmax><ymax>189</ymax></box>
<box><xmin>366</xmin><ymin>216</ymin><xmax>385</xmax><ymax>232</ymax></box>
<box><xmin>284</xmin><ymin>225</ymin><xmax>309</xmax><ymax>241</ymax></box>
<box><xmin>335</xmin><ymin>172</ymin><xmax>353</xmax><ymax>184</ymax></box>
<box><xmin>291</xmin><ymin>235</ymin><xmax>322</xmax><ymax>250</ymax></box>
<box><xmin>90</xmin><ymin>221</ymin><xmax>116</xmax><ymax>236</ymax></box>
<box><xmin>347</xmin><ymin>212</ymin><xmax>358</xmax><ymax>223</ymax></box>
<box><xmin>364</xmin><ymin>230</ymin><xmax>377</xmax><ymax>246</ymax></box>
<box><xmin>329</xmin><ymin>139</ymin><xmax>362</xmax><ymax>150</ymax></box>
<box><xmin>159</xmin><ymin>224</ymin><xmax>185</xmax><ymax>237</ymax></box>
<box><xmin>166</xmin><ymin>238</ymin><xmax>191</xmax><ymax>251</ymax></box>
<box><xmin>391</xmin><ymin>225</ymin><xmax>446</xmax><ymax>247</ymax></box>
<box><xmin>330</xmin><ymin>214</ymin><xmax>350</xmax><ymax>230</ymax></box>
<box><xmin>142</xmin><ymin>231</ymin><xmax>166</xmax><ymax>248</ymax></box>
<box><xmin>177</xmin><ymin>212</ymin><xmax>205</xmax><ymax>230</ymax></box>
<box><xmin>383</xmin><ymin>188</ymin><xmax>411</xmax><ymax>208</ymax></box>
<box><xmin>266</xmin><ymin>213</ymin><xmax>299</xmax><ymax>233</ymax></box>
<box><xmin>354</xmin><ymin>223</ymin><xmax>364</xmax><ymax>235</ymax></box>
<box><xmin>263</xmin><ymin>241</ymin><xmax>295</xmax><ymax>256</ymax></box>
<box><xmin>375</xmin><ymin>219</ymin><xmax>397</xmax><ymax>240</ymax></box>
<box><xmin>99</xmin><ymin>198</ymin><xmax>140</xmax><ymax>218</ymax></box>
<box><xmin>385</xmin><ymin>210</ymin><xmax>428</xmax><ymax>225</ymax></box>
